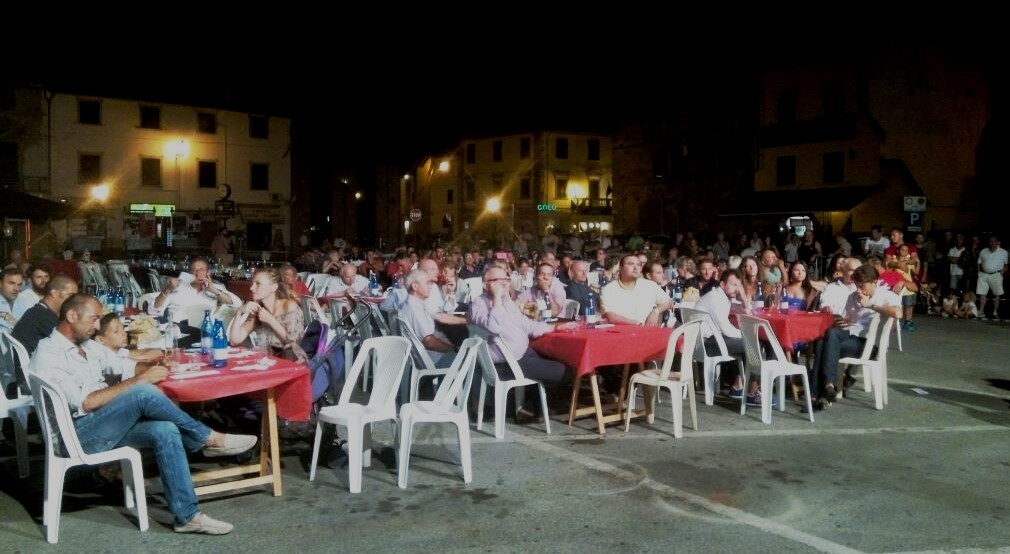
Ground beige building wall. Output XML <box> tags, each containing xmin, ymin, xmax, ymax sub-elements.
<box><xmin>47</xmin><ymin>94</ymin><xmax>291</xmax><ymax>250</ymax></box>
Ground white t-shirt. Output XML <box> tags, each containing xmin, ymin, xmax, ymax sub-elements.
<box><xmin>842</xmin><ymin>286</ymin><xmax>901</xmax><ymax>337</ymax></box>
<box><xmin>947</xmin><ymin>246</ymin><xmax>966</xmax><ymax>277</ymax></box>
<box><xmin>864</xmin><ymin>237</ymin><xmax>890</xmax><ymax>257</ymax></box>
<box><xmin>978</xmin><ymin>247</ymin><xmax>1008</xmax><ymax>274</ymax></box>
<box><xmin>321</xmin><ymin>274</ymin><xmax>369</xmax><ymax>297</ymax></box>
<box><xmin>693</xmin><ymin>287</ymin><xmax>741</xmax><ymax>340</ymax></box>
<box><xmin>600</xmin><ymin>278</ymin><xmax>668</xmax><ymax>324</ymax></box>
<box><xmin>12</xmin><ymin>289</ymin><xmax>42</xmax><ymax>320</ymax></box>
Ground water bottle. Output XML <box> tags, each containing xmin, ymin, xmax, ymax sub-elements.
<box><xmin>673</xmin><ymin>281</ymin><xmax>683</xmax><ymax>304</ymax></box>
<box><xmin>755</xmin><ymin>282</ymin><xmax>765</xmax><ymax>311</ymax></box>
<box><xmin>200</xmin><ymin>309</ymin><xmax>214</xmax><ymax>357</ymax></box>
<box><xmin>211</xmin><ymin>319</ymin><xmax>228</xmax><ymax>368</ymax></box>
<box><xmin>538</xmin><ymin>290</ymin><xmax>553</xmax><ymax>322</ymax></box>
<box><xmin>164</xmin><ymin>308</ymin><xmax>177</xmax><ymax>349</ymax></box>
<box><xmin>114</xmin><ymin>286</ymin><xmax>125</xmax><ymax>317</ymax></box>
<box><xmin>779</xmin><ymin>288</ymin><xmax>791</xmax><ymax>312</ymax></box>
<box><xmin>585</xmin><ymin>292</ymin><xmax>598</xmax><ymax>326</ymax></box>
<box><xmin>368</xmin><ymin>270</ymin><xmax>380</xmax><ymax>296</ymax></box>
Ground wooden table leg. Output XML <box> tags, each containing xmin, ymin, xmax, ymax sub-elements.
<box><xmin>568</xmin><ymin>374</ymin><xmax>583</xmax><ymax>426</ymax></box>
<box><xmin>588</xmin><ymin>371</ymin><xmax>606</xmax><ymax>435</ymax></box>
<box><xmin>265</xmin><ymin>387</ymin><xmax>282</xmax><ymax>496</ymax></box>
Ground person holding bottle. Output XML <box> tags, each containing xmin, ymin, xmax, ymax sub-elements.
<box><xmin>148</xmin><ymin>258</ymin><xmax>241</xmax><ymax>347</ymax></box>
<box><xmin>516</xmin><ymin>262</ymin><xmax>567</xmax><ymax>320</ymax></box>
<box><xmin>228</xmin><ymin>267</ymin><xmax>306</xmax><ymax>361</ymax></box>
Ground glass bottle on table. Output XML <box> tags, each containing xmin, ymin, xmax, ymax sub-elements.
<box><xmin>368</xmin><ymin>270</ymin><xmax>380</xmax><ymax>296</ymax></box>
<box><xmin>755</xmin><ymin>281</ymin><xmax>765</xmax><ymax>312</ymax></box>
<box><xmin>585</xmin><ymin>292</ymin><xmax>598</xmax><ymax>327</ymax></box>
<box><xmin>537</xmin><ymin>290</ymin><xmax>553</xmax><ymax>322</ymax></box>
<box><xmin>211</xmin><ymin>319</ymin><xmax>228</xmax><ymax>368</ymax></box>
<box><xmin>200</xmin><ymin>309</ymin><xmax>214</xmax><ymax>359</ymax></box>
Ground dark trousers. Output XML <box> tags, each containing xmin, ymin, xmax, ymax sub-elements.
<box><xmin>812</xmin><ymin>327</ymin><xmax>864</xmax><ymax>397</ymax></box>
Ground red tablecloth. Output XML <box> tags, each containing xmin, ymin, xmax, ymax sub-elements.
<box><xmin>745</xmin><ymin>310</ymin><xmax>835</xmax><ymax>349</ymax></box>
<box><xmin>530</xmin><ymin>325</ymin><xmax>673</xmax><ymax>377</ymax></box>
<box><xmin>160</xmin><ymin>354</ymin><xmax>312</xmax><ymax>421</ymax></box>
<box><xmin>226</xmin><ymin>279</ymin><xmax>253</xmax><ymax>302</ymax></box>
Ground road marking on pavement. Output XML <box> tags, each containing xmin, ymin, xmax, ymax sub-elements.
<box><xmin>462</xmin><ymin>423</ymin><xmax>1010</xmax><ymax>444</ymax></box>
<box><xmin>876</xmin><ymin>544</ymin><xmax>1010</xmax><ymax>548</ymax></box>
<box><xmin>514</xmin><ymin>433</ymin><xmax>865</xmax><ymax>554</ymax></box>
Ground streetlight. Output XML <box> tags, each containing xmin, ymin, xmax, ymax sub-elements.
<box><xmin>89</xmin><ymin>183</ymin><xmax>111</xmax><ymax>203</ymax></box>
<box><xmin>485</xmin><ymin>196</ymin><xmax>501</xmax><ymax>249</ymax></box>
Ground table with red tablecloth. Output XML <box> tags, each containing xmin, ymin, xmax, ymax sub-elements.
<box><xmin>734</xmin><ymin>309</ymin><xmax>835</xmax><ymax>400</ymax></box>
<box><xmin>160</xmin><ymin>352</ymin><xmax>311</xmax><ymax>496</ymax></box>
<box><xmin>531</xmin><ymin>325</ymin><xmax>673</xmax><ymax>434</ymax></box>
<box><xmin>742</xmin><ymin>309</ymin><xmax>834</xmax><ymax>352</ymax></box>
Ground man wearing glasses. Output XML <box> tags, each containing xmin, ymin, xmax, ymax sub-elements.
<box><xmin>469</xmin><ymin>268</ymin><xmax>578</xmax><ymax>399</ymax></box>
<box><xmin>148</xmin><ymin>257</ymin><xmax>241</xmax><ymax>345</ymax></box>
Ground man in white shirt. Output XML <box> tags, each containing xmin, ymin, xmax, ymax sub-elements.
<box><xmin>0</xmin><ymin>267</ymin><xmax>24</xmax><ymax>332</ymax></box>
<box><xmin>819</xmin><ymin>258</ymin><xmax>861</xmax><ymax>316</ymax></box>
<box><xmin>418</xmin><ymin>258</ymin><xmax>468</xmax><ymax>346</ymax></box>
<box><xmin>863</xmin><ymin>225</ymin><xmax>890</xmax><ymax>258</ymax></box>
<box><xmin>12</xmin><ymin>265</ymin><xmax>49</xmax><ymax>319</ymax></box>
<box><xmin>31</xmin><ymin>294</ymin><xmax>256</xmax><ymax>535</ymax></box>
<box><xmin>320</xmin><ymin>263</ymin><xmax>370</xmax><ymax>297</ymax></box>
<box><xmin>148</xmin><ymin>257</ymin><xmax>240</xmax><ymax>325</ymax></box>
<box><xmin>695</xmin><ymin>268</ymin><xmax>765</xmax><ymax>404</ymax></box>
<box><xmin>600</xmin><ymin>255</ymin><xmax>671</xmax><ymax>326</ymax></box>
<box><xmin>976</xmin><ymin>235</ymin><xmax>1008</xmax><ymax>320</ymax></box>
<box><xmin>814</xmin><ymin>264</ymin><xmax>901</xmax><ymax>409</ymax></box>
<box><xmin>947</xmin><ymin>233</ymin><xmax>967</xmax><ymax>293</ymax></box>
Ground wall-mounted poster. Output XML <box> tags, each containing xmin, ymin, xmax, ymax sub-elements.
<box><xmin>86</xmin><ymin>212</ymin><xmax>106</xmax><ymax>238</ymax></box>
<box><xmin>68</xmin><ymin>218</ymin><xmax>88</xmax><ymax>238</ymax></box>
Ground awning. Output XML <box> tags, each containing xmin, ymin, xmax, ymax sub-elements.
<box><xmin>0</xmin><ymin>188</ymin><xmax>74</xmax><ymax>220</ymax></box>
<box><xmin>719</xmin><ymin>185</ymin><xmax>881</xmax><ymax>217</ymax></box>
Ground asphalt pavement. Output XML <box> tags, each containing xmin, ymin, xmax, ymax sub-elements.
<box><xmin>2</xmin><ymin>315</ymin><xmax>1009</xmax><ymax>553</ymax></box>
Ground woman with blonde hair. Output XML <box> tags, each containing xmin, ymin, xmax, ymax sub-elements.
<box><xmin>228</xmin><ymin>266</ymin><xmax>306</xmax><ymax>360</ymax></box>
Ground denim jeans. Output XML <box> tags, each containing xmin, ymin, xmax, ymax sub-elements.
<box><xmin>73</xmin><ymin>383</ymin><xmax>211</xmax><ymax>525</ymax></box>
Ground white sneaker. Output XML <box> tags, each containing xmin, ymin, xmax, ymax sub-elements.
<box><xmin>174</xmin><ymin>512</ymin><xmax>234</xmax><ymax>535</ymax></box>
<box><xmin>202</xmin><ymin>434</ymin><xmax>257</xmax><ymax>458</ymax></box>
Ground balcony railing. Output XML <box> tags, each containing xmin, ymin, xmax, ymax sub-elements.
<box><xmin>570</xmin><ymin>198</ymin><xmax>613</xmax><ymax>215</ymax></box>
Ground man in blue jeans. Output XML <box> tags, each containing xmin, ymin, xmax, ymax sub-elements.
<box><xmin>30</xmin><ymin>294</ymin><xmax>257</xmax><ymax>535</ymax></box>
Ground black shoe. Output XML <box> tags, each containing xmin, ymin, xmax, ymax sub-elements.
<box><xmin>842</xmin><ymin>374</ymin><xmax>857</xmax><ymax>392</ymax></box>
<box><xmin>801</xmin><ymin>398</ymin><xmax>826</xmax><ymax>414</ymax></box>
<box><xmin>823</xmin><ymin>385</ymin><xmax>838</xmax><ymax>403</ymax></box>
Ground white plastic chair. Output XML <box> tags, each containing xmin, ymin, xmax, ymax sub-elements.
<box><xmin>308</xmin><ymin>336</ymin><xmax>411</xmax><ymax>493</ymax></box>
<box><xmin>397</xmin><ymin>337</ymin><xmax>482</xmax><ymax>488</ymax></box>
<box><xmin>562</xmin><ymin>299</ymin><xmax>580</xmax><ymax>319</ymax></box>
<box><xmin>181</xmin><ymin>305</ymin><xmax>211</xmax><ymax>328</ymax></box>
<box><xmin>736</xmin><ymin>314</ymin><xmax>815</xmax><ymax>424</ymax></box>
<box><xmin>306</xmin><ymin>273</ymin><xmax>331</xmax><ymax>297</ymax></box>
<box><xmin>29</xmin><ymin>372</ymin><xmax>148</xmax><ymax>543</ymax></box>
<box><xmin>475</xmin><ymin>336</ymin><xmax>552</xmax><ymax>439</ymax></box>
<box><xmin>1</xmin><ymin>331</ymin><xmax>33</xmax><ymax>478</ymax></box>
<box><xmin>462</xmin><ymin>277</ymin><xmax>484</xmax><ymax>303</ymax></box>
<box><xmin>147</xmin><ymin>270</ymin><xmax>162</xmax><ymax>293</ymax></box>
<box><xmin>397</xmin><ymin>314</ymin><xmax>452</xmax><ymax>403</ymax></box>
<box><xmin>839</xmin><ymin>315</ymin><xmax>895</xmax><ymax>409</ymax></box>
<box><xmin>678</xmin><ymin>307</ymin><xmax>740</xmax><ymax>406</ymax></box>
<box><xmin>624</xmin><ymin>320</ymin><xmax>702</xmax><ymax>438</ymax></box>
